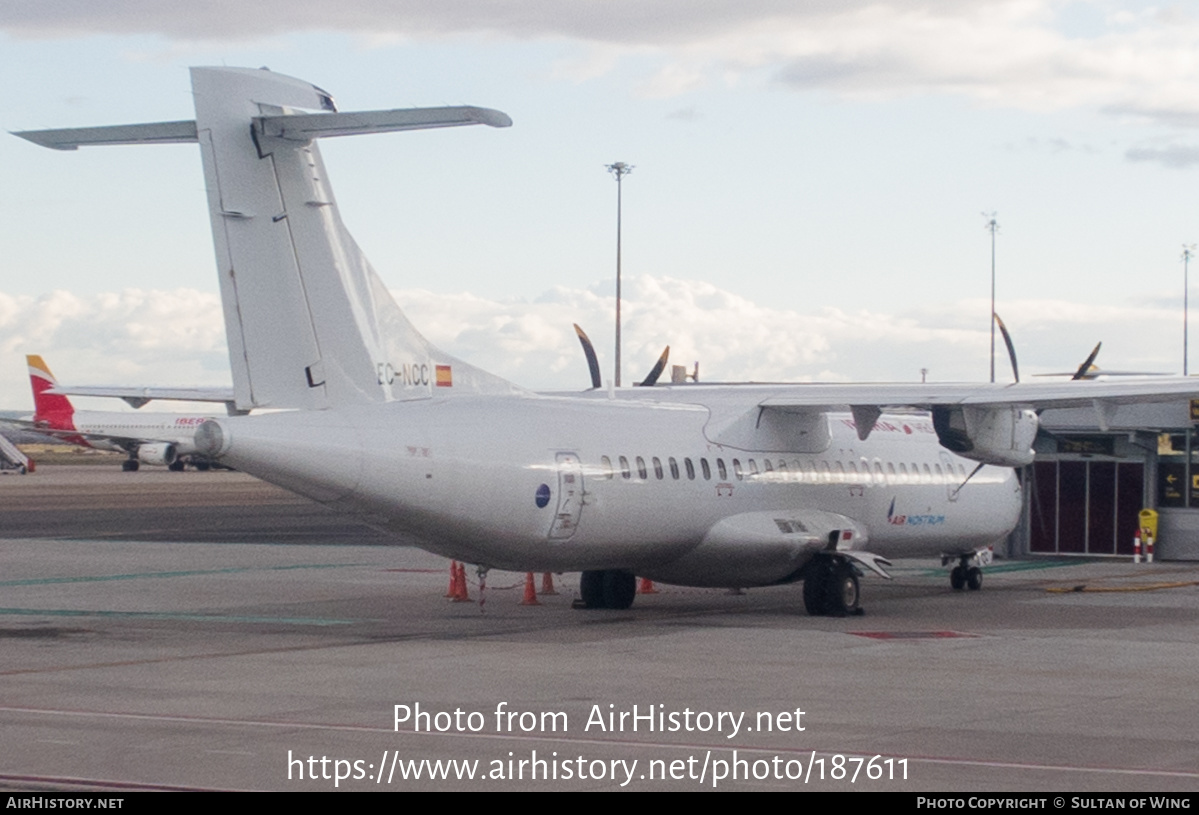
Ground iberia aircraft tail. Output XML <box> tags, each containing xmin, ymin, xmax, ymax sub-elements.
<box><xmin>16</xmin><ymin>67</ymin><xmax>525</xmax><ymax>412</ymax></box>
<box><xmin>26</xmin><ymin>354</ymin><xmax>75</xmax><ymax>428</ymax></box>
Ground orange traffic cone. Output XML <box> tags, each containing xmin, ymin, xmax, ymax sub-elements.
<box><xmin>445</xmin><ymin>561</ymin><xmax>460</xmax><ymax>598</ymax></box>
<box><xmin>520</xmin><ymin>572</ymin><xmax>541</xmax><ymax>605</ymax></box>
<box><xmin>637</xmin><ymin>577</ymin><xmax>658</xmax><ymax>594</ymax></box>
<box><xmin>540</xmin><ymin>572</ymin><xmax>558</xmax><ymax>596</ymax></box>
<box><xmin>452</xmin><ymin>562</ymin><xmax>471</xmax><ymax>602</ymax></box>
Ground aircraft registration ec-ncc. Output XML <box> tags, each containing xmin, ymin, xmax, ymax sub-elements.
<box><xmin>16</xmin><ymin>67</ymin><xmax>1199</xmax><ymax>615</ymax></box>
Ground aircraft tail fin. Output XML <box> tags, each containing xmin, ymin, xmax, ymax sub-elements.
<box><xmin>16</xmin><ymin>67</ymin><xmax>523</xmax><ymax>411</ymax></box>
<box><xmin>26</xmin><ymin>355</ymin><xmax>74</xmax><ymax>425</ymax></box>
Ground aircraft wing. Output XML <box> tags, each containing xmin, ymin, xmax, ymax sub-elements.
<box><xmin>0</xmin><ymin>418</ymin><xmax>138</xmax><ymax>448</ymax></box>
<box><xmin>745</xmin><ymin>377</ymin><xmax>1199</xmax><ymax>446</ymax></box>
<box><xmin>754</xmin><ymin>378</ymin><xmax>1199</xmax><ymax>411</ymax></box>
<box><xmin>47</xmin><ymin>385</ymin><xmax>236</xmax><ymax>411</ymax></box>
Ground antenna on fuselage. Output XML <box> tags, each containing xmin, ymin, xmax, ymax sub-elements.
<box><xmin>950</xmin><ymin>461</ymin><xmax>987</xmax><ymax>499</ymax></box>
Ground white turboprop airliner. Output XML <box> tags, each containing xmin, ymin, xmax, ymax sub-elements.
<box><xmin>16</xmin><ymin>354</ymin><xmax>218</xmax><ymax>471</ymax></box>
<box><xmin>16</xmin><ymin>67</ymin><xmax>1199</xmax><ymax>615</ymax></box>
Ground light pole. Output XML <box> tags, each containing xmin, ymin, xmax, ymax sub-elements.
<box><xmin>982</xmin><ymin>212</ymin><xmax>1000</xmax><ymax>383</ymax></box>
<box><xmin>606</xmin><ymin>161</ymin><xmax>633</xmax><ymax>387</ymax></box>
<box><xmin>1185</xmin><ymin>244</ymin><xmax>1196</xmax><ymax>375</ymax></box>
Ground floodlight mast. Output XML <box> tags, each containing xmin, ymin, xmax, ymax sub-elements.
<box><xmin>1184</xmin><ymin>244</ymin><xmax>1195</xmax><ymax>375</ymax></box>
<box><xmin>607</xmin><ymin>161</ymin><xmax>633</xmax><ymax>387</ymax></box>
<box><xmin>983</xmin><ymin>212</ymin><xmax>1000</xmax><ymax>384</ymax></box>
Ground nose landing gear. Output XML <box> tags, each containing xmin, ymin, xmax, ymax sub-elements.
<box><xmin>945</xmin><ymin>548</ymin><xmax>990</xmax><ymax>591</ymax></box>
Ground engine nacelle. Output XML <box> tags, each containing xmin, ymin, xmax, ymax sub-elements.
<box><xmin>932</xmin><ymin>405</ymin><xmax>1037</xmax><ymax>467</ymax></box>
<box><xmin>137</xmin><ymin>442</ymin><xmax>178</xmax><ymax>466</ymax></box>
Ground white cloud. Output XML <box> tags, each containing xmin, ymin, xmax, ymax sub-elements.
<box><xmin>0</xmin><ymin>288</ymin><xmax>229</xmax><ymax>411</ymax></box>
<box><xmin>1125</xmin><ymin>143</ymin><xmax>1199</xmax><ymax>168</ymax></box>
<box><xmin>8</xmin><ymin>2</ymin><xmax>1199</xmax><ymax>123</ymax></box>
<box><xmin>0</xmin><ymin>276</ymin><xmax>1185</xmax><ymax>410</ymax></box>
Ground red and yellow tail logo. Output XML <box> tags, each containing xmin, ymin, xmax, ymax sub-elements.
<box><xmin>435</xmin><ymin>364</ymin><xmax>453</xmax><ymax>388</ymax></box>
<box><xmin>26</xmin><ymin>354</ymin><xmax>75</xmax><ymax>428</ymax></box>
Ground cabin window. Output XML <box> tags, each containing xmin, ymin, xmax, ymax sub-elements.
<box><xmin>886</xmin><ymin>462</ymin><xmax>896</xmax><ymax>484</ymax></box>
<box><xmin>763</xmin><ymin>459</ymin><xmax>774</xmax><ymax>473</ymax></box>
<box><xmin>819</xmin><ymin>460</ymin><xmax>832</xmax><ymax>483</ymax></box>
<box><xmin>636</xmin><ymin>456</ymin><xmax>647</xmax><ymax>480</ymax></box>
<box><xmin>923</xmin><ymin>463</ymin><xmax>933</xmax><ymax>483</ymax></box>
<box><xmin>934</xmin><ymin>464</ymin><xmax>944</xmax><ymax>482</ymax></box>
<box><xmin>733</xmin><ymin>459</ymin><xmax>743</xmax><ymax>480</ymax></box>
<box><xmin>653</xmin><ymin>457</ymin><xmax>664</xmax><ymax>480</ymax></box>
<box><xmin>717</xmin><ymin>459</ymin><xmax>727</xmax><ymax>480</ymax></box>
<box><xmin>600</xmin><ymin>455</ymin><xmax>614</xmax><ymax>479</ymax></box>
<box><xmin>685</xmin><ymin>458</ymin><xmax>696</xmax><ymax>480</ymax></box>
<box><xmin>619</xmin><ymin>455</ymin><xmax>631</xmax><ymax>480</ymax></box>
<box><xmin>748</xmin><ymin>459</ymin><xmax>759</xmax><ymax>476</ymax></box>
<box><xmin>701</xmin><ymin>459</ymin><xmax>711</xmax><ymax>480</ymax></box>
<box><xmin>898</xmin><ymin>463</ymin><xmax>909</xmax><ymax>483</ymax></box>
<box><xmin>669</xmin><ymin>457</ymin><xmax>680</xmax><ymax>479</ymax></box>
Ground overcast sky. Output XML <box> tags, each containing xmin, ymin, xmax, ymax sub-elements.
<box><xmin>3</xmin><ymin>1</ymin><xmax>1199</xmax><ymax>410</ymax></box>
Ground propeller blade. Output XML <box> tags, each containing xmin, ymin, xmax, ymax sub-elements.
<box><xmin>1071</xmin><ymin>342</ymin><xmax>1102</xmax><ymax>381</ymax></box>
<box><xmin>637</xmin><ymin>346</ymin><xmax>670</xmax><ymax>387</ymax></box>
<box><xmin>573</xmin><ymin>324</ymin><xmax>602</xmax><ymax>389</ymax></box>
<box><xmin>993</xmin><ymin>312</ymin><xmax>1019</xmax><ymax>384</ymax></box>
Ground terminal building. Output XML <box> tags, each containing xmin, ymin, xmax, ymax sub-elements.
<box><xmin>1010</xmin><ymin>399</ymin><xmax>1199</xmax><ymax>561</ymax></box>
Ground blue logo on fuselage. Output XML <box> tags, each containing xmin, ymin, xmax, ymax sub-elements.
<box><xmin>887</xmin><ymin>496</ymin><xmax>945</xmax><ymax>527</ymax></box>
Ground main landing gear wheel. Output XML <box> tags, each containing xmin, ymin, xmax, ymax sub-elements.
<box><xmin>803</xmin><ymin>556</ymin><xmax>862</xmax><ymax>617</ymax></box>
<box><xmin>121</xmin><ymin>459</ymin><xmax>140</xmax><ymax>472</ymax></box>
<box><xmin>950</xmin><ymin>565</ymin><xmax>966</xmax><ymax>591</ymax></box>
<box><xmin>949</xmin><ymin>557</ymin><xmax>984</xmax><ymax>591</ymax></box>
<box><xmin>578</xmin><ymin>569</ymin><xmax>636</xmax><ymax>610</ymax></box>
<box><xmin>168</xmin><ymin>459</ymin><xmax>186</xmax><ymax>472</ymax></box>
<box><xmin>966</xmin><ymin>567</ymin><xmax>983</xmax><ymax>591</ymax></box>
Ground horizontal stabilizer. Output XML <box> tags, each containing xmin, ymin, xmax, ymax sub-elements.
<box><xmin>256</xmin><ymin>106</ymin><xmax>512</xmax><ymax>142</ymax></box>
<box><xmin>14</xmin><ymin>106</ymin><xmax>510</xmax><ymax>152</ymax></box>
<box><xmin>48</xmin><ymin>385</ymin><xmax>235</xmax><ymax>410</ymax></box>
<box><xmin>14</xmin><ymin>120</ymin><xmax>199</xmax><ymax>150</ymax></box>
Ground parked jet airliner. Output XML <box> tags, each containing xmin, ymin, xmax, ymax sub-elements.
<box><xmin>15</xmin><ymin>355</ymin><xmax>216</xmax><ymax>471</ymax></box>
<box><xmin>16</xmin><ymin>67</ymin><xmax>1199</xmax><ymax>615</ymax></box>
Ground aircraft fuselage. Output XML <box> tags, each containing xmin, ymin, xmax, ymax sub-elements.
<box><xmin>204</xmin><ymin>391</ymin><xmax>1021</xmax><ymax>588</ymax></box>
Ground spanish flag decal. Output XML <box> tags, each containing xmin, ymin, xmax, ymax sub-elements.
<box><xmin>435</xmin><ymin>364</ymin><xmax>453</xmax><ymax>387</ymax></box>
